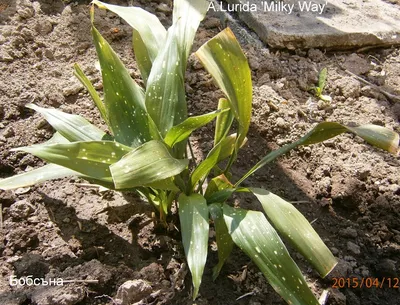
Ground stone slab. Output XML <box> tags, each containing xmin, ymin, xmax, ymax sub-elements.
<box><xmin>220</xmin><ymin>0</ymin><xmax>400</xmax><ymax>49</ymax></box>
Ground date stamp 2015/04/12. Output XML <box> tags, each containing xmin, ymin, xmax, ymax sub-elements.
<box><xmin>332</xmin><ymin>277</ymin><xmax>399</xmax><ymax>289</ymax></box>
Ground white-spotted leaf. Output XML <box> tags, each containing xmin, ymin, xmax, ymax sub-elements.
<box><xmin>179</xmin><ymin>193</ymin><xmax>209</xmax><ymax>300</ymax></box>
<box><xmin>223</xmin><ymin>204</ymin><xmax>319</xmax><ymax>305</ymax></box>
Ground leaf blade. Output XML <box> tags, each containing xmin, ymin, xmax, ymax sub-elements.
<box><xmin>110</xmin><ymin>140</ymin><xmax>188</xmax><ymax>189</ymax></box>
<box><xmin>73</xmin><ymin>63</ymin><xmax>108</xmax><ymax>125</ymax></box>
<box><xmin>13</xmin><ymin>141</ymin><xmax>131</xmax><ymax>183</ymax></box>
<box><xmin>92</xmin><ymin>0</ymin><xmax>166</xmax><ymax>63</ymax></box>
<box><xmin>223</xmin><ymin>204</ymin><xmax>319</xmax><ymax>305</ymax></box>
<box><xmin>92</xmin><ymin>24</ymin><xmax>159</xmax><ymax>147</ymax></box>
<box><xmin>164</xmin><ymin>109</ymin><xmax>229</xmax><ymax>148</ymax></box>
<box><xmin>179</xmin><ymin>193</ymin><xmax>209</xmax><ymax>300</ymax></box>
<box><xmin>196</xmin><ymin>28</ymin><xmax>252</xmax><ymax>150</ymax></box>
<box><xmin>27</xmin><ymin>104</ymin><xmax>107</xmax><ymax>142</ymax></box>
<box><xmin>0</xmin><ymin>164</ymin><xmax>81</xmax><ymax>190</ymax></box>
<box><xmin>209</xmin><ymin>203</ymin><xmax>234</xmax><ymax>281</ymax></box>
<box><xmin>237</xmin><ymin>122</ymin><xmax>399</xmax><ymax>186</ymax></box>
<box><xmin>251</xmin><ymin>188</ymin><xmax>338</xmax><ymax>277</ymax></box>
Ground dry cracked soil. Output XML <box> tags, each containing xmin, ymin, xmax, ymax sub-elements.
<box><xmin>0</xmin><ymin>0</ymin><xmax>399</xmax><ymax>305</ymax></box>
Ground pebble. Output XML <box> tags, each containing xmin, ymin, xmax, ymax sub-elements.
<box><xmin>156</xmin><ymin>3</ymin><xmax>171</xmax><ymax>13</ymax></box>
<box><xmin>328</xmin><ymin>288</ymin><xmax>346</xmax><ymax>305</ymax></box>
<box><xmin>2</xmin><ymin>126</ymin><xmax>15</xmax><ymax>138</ymax></box>
<box><xmin>347</xmin><ymin>241</ymin><xmax>361</xmax><ymax>255</ymax></box>
<box><xmin>339</xmin><ymin>227</ymin><xmax>358</xmax><ymax>238</ymax></box>
<box><xmin>115</xmin><ymin>280</ymin><xmax>152</xmax><ymax>305</ymax></box>
<box><xmin>8</xmin><ymin>199</ymin><xmax>35</xmax><ymax>220</ymax></box>
<box><xmin>334</xmin><ymin>77</ymin><xmax>361</xmax><ymax>98</ymax></box>
<box><xmin>276</xmin><ymin>117</ymin><xmax>287</xmax><ymax>128</ymax></box>
<box><xmin>62</xmin><ymin>83</ymin><xmax>83</xmax><ymax>97</ymax></box>
<box><xmin>204</xmin><ymin>17</ymin><xmax>220</xmax><ymax>29</ymax></box>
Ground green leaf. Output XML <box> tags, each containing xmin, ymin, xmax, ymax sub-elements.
<box><xmin>204</xmin><ymin>174</ymin><xmax>233</xmax><ymax>201</ymax></box>
<box><xmin>164</xmin><ymin>109</ymin><xmax>229</xmax><ymax>148</ymax></box>
<box><xmin>110</xmin><ymin>140</ymin><xmax>188</xmax><ymax>189</ymax></box>
<box><xmin>13</xmin><ymin>141</ymin><xmax>131</xmax><ymax>183</ymax></box>
<box><xmin>145</xmin><ymin>26</ymin><xmax>186</xmax><ymax>138</ymax></box>
<box><xmin>237</xmin><ymin>122</ymin><xmax>399</xmax><ymax>186</ymax></box>
<box><xmin>0</xmin><ymin>164</ymin><xmax>81</xmax><ymax>190</ymax></box>
<box><xmin>92</xmin><ymin>24</ymin><xmax>159</xmax><ymax>147</ymax></box>
<box><xmin>92</xmin><ymin>0</ymin><xmax>166</xmax><ymax>64</ymax></box>
<box><xmin>196</xmin><ymin>28</ymin><xmax>252</xmax><ymax>150</ymax></box>
<box><xmin>190</xmin><ymin>142</ymin><xmax>222</xmax><ymax>190</ymax></box>
<box><xmin>26</xmin><ymin>104</ymin><xmax>108</xmax><ymax>142</ymax></box>
<box><xmin>178</xmin><ymin>193</ymin><xmax>209</xmax><ymax>300</ymax></box>
<box><xmin>73</xmin><ymin>63</ymin><xmax>108</xmax><ymax>125</ymax></box>
<box><xmin>172</xmin><ymin>0</ymin><xmax>209</xmax><ymax>70</ymax></box>
<box><xmin>145</xmin><ymin>0</ymin><xmax>208</xmax><ymax>156</ymax></box>
<box><xmin>223</xmin><ymin>204</ymin><xmax>319</xmax><ymax>305</ymax></box>
<box><xmin>216</xmin><ymin>133</ymin><xmax>247</xmax><ymax>163</ymax></box>
<box><xmin>132</xmin><ymin>29</ymin><xmax>152</xmax><ymax>85</ymax></box>
<box><xmin>251</xmin><ymin>188</ymin><xmax>338</xmax><ymax>277</ymax></box>
<box><xmin>209</xmin><ymin>203</ymin><xmax>234</xmax><ymax>281</ymax></box>
<box><xmin>318</xmin><ymin>68</ymin><xmax>327</xmax><ymax>92</ymax></box>
<box><xmin>214</xmin><ymin>98</ymin><xmax>234</xmax><ymax>145</ymax></box>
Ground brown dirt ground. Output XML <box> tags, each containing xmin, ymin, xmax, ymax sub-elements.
<box><xmin>0</xmin><ymin>1</ymin><xmax>399</xmax><ymax>305</ymax></box>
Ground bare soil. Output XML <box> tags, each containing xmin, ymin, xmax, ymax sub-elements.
<box><xmin>0</xmin><ymin>1</ymin><xmax>399</xmax><ymax>305</ymax></box>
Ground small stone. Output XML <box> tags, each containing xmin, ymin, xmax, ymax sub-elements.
<box><xmin>204</xmin><ymin>17</ymin><xmax>220</xmax><ymax>29</ymax></box>
<box><xmin>17</xmin><ymin>7</ymin><xmax>34</xmax><ymax>19</ymax></box>
<box><xmin>344</xmin><ymin>290</ymin><xmax>360</xmax><ymax>305</ymax></box>
<box><xmin>331</xmin><ymin>247</ymin><xmax>339</xmax><ymax>256</ymax></box>
<box><xmin>328</xmin><ymin>288</ymin><xmax>346</xmax><ymax>305</ymax></box>
<box><xmin>343</xmin><ymin>53</ymin><xmax>372</xmax><ymax>75</ymax></box>
<box><xmin>35</xmin><ymin>19</ymin><xmax>53</xmax><ymax>35</ymax></box>
<box><xmin>339</xmin><ymin>227</ymin><xmax>358</xmax><ymax>238</ymax></box>
<box><xmin>2</xmin><ymin>126</ymin><xmax>15</xmax><ymax>138</ymax></box>
<box><xmin>115</xmin><ymin>280</ymin><xmax>152</xmax><ymax>305</ymax></box>
<box><xmin>328</xmin><ymin>259</ymin><xmax>353</xmax><ymax>278</ymax></box>
<box><xmin>62</xmin><ymin>83</ymin><xmax>83</xmax><ymax>97</ymax></box>
<box><xmin>13</xmin><ymin>254</ymin><xmax>50</xmax><ymax>278</ymax></box>
<box><xmin>376</xmin><ymin>259</ymin><xmax>398</xmax><ymax>277</ymax></box>
<box><xmin>44</xmin><ymin>49</ymin><xmax>54</xmax><ymax>60</ymax></box>
<box><xmin>334</xmin><ymin>77</ymin><xmax>361</xmax><ymax>98</ymax></box>
<box><xmin>347</xmin><ymin>241</ymin><xmax>360</xmax><ymax>255</ymax></box>
<box><xmin>62</xmin><ymin>217</ymin><xmax>71</xmax><ymax>223</ymax></box>
<box><xmin>276</xmin><ymin>117</ymin><xmax>287</xmax><ymax>128</ymax></box>
<box><xmin>307</xmin><ymin>48</ymin><xmax>324</xmax><ymax>62</ymax></box>
<box><xmin>317</xmin><ymin>99</ymin><xmax>331</xmax><ymax>110</ymax></box>
<box><xmin>156</xmin><ymin>3</ymin><xmax>171</xmax><ymax>13</ymax></box>
<box><xmin>31</xmin><ymin>285</ymin><xmax>85</xmax><ymax>305</ymax></box>
<box><xmin>8</xmin><ymin>200</ymin><xmax>35</xmax><ymax>220</ymax></box>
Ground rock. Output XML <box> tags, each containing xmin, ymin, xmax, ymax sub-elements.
<box><xmin>2</xmin><ymin>126</ymin><xmax>15</xmax><ymax>138</ymax></box>
<box><xmin>276</xmin><ymin>117</ymin><xmax>287</xmax><ymax>128</ymax></box>
<box><xmin>62</xmin><ymin>83</ymin><xmax>83</xmax><ymax>97</ymax></box>
<box><xmin>343</xmin><ymin>54</ymin><xmax>372</xmax><ymax>75</ymax></box>
<box><xmin>339</xmin><ymin>227</ymin><xmax>358</xmax><ymax>238</ymax></box>
<box><xmin>376</xmin><ymin>259</ymin><xmax>398</xmax><ymax>277</ymax></box>
<box><xmin>328</xmin><ymin>288</ymin><xmax>346</xmax><ymax>305</ymax></box>
<box><xmin>16</xmin><ymin>0</ymin><xmax>34</xmax><ymax>19</ymax></box>
<box><xmin>115</xmin><ymin>280</ymin><xmax>152</xmax><ymax>305</ymax></box>
<box><xmin>31</xmin><ymin>285</ymin><xmax>85</xmax><ymax>305</ymax></box>
<box><xmin>334</xmin><ymin>77</ymin><xmax>361</xmax><ymax>98</ymax></box>
<box><xmin>328</xmin><ymin>259</ymin><xmax>353</xmax><ymax>278</ymax></box>
<box><xmin>307</xmin><ymin>49</ymin><xmax>324</xmax><ymax>62</ymax></box>
<box><xmin>344</xmin><ymin>290</ymin><xmax>360</xmax><ymax>305</ymax></box>
<box><xmin>156</xmin><ymin>3</ymin><xmax>171</xmax><ymax>13</ymax></box>
<box><xmin>8</xmin><ymin>200</ymin><xmax>35</xmax><ymax>220</ymax></box>
<box><xmin>13</xmin><ymin>254</ymin><xmax>50</xmax><ymax>278</ymax></box>
<box><xmin>225</xmin><ymin>0</ymin><xmax>400</xmax><ymax>49</ymax></box>
<box><xmin>347</xmin><ymin>241</ymin><xmax>361</xmax><ymax>255</ymax></box>
<box><xmin>204</xmin><ymin>17</ymin><xmax>220</xmax><ymax>29</ymax></box>
<box><xmin>35</xmin><ymin>19</ymin><xmax>54</xmax><ymax>35</ymax></box>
